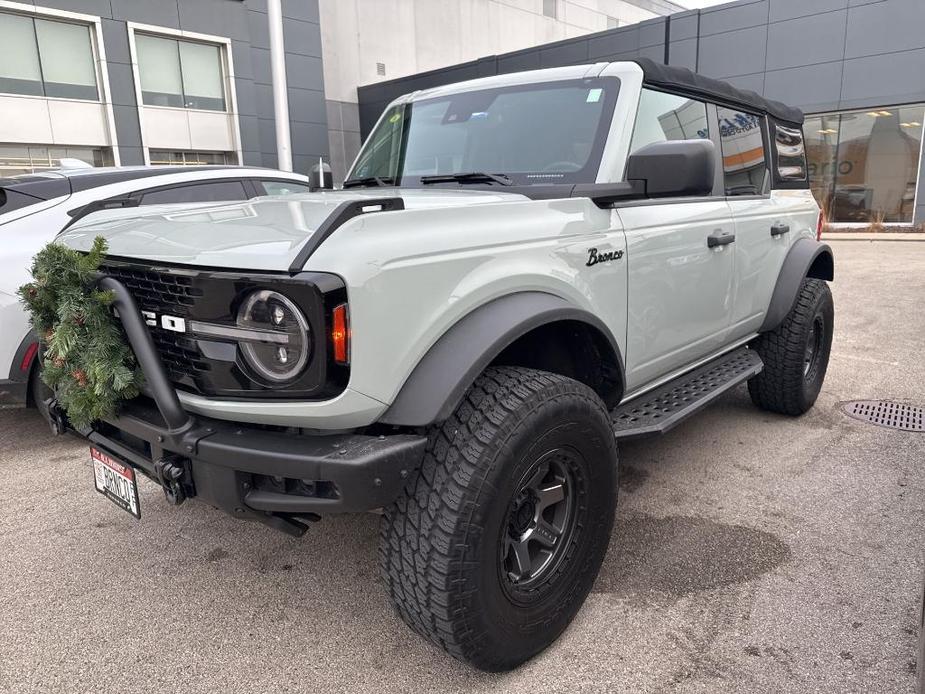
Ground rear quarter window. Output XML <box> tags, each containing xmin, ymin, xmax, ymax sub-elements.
<box><xmin>774</xmin><ymin>124</ymin><xmax>808</xmax><ymax>181</ymax></box>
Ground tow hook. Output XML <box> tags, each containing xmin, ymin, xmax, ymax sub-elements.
<box><xmin>154</xmin><ymin>456</ymin><xmax>193</xmax><ymax>506</ymax></box>
<box><xmin>46</xmin><ymin>398</ymin><xmax>67</xmax><ymax>436</ymax></box>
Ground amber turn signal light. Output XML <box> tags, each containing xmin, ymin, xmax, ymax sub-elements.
<box><xmin>332</xmin><ymin>303</ymin><xmax>349</xmax><ymax>364</ymax></box>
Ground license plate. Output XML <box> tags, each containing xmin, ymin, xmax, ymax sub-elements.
<box><xmin>91</xmin><ymin>447</ymin><xmax>141</xmax><ymax>519</ymax></box>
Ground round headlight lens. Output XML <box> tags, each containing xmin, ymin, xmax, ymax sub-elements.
<box><xmin>236</xmin><ymin>290</ymin><xmax>311</xmax><ymax>384</ymax></box>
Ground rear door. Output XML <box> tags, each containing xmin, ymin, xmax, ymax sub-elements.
<box><xmin>621</xmin><ymin>90</ymin><xmax>736</xmax><ymax>391</ymax></box>
<box><xmin>719</xmin><ymin>108</ymin><xmax>800</xmax><ymax>338</ymax></box>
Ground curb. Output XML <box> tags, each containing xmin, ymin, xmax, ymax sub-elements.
<box><xmin>823</xmin><ymin>233</ymin><xmax>925</xmax><ymax>242</ymax></box>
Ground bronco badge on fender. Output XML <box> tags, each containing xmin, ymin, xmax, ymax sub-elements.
<box><xmin>586</xmin><ymin>247</ymin><xmax>624</xmax><ymax>266</ymax></box>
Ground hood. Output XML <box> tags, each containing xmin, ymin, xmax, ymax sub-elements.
<box><xmin>56</xmin><ymin>188</ymin><xmax>524</xmax><ymax>271</ymax></box>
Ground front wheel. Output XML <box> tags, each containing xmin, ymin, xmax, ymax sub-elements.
<box><xmin>378</xmin><ymin>366</ymin><xmax>618</xmax><ymax>671</ymax></box>
<box><xmin>748</xmin><ymin>278</ymin><xmax>834</xmax><ymax>416</ymax></box>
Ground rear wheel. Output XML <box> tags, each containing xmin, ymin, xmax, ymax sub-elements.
<box><xmin>378</xmin><ymin>366</ymin><xmax>618</xmax><ymax>671</ymax></box>
<box><xmin>748</xmin><ymin>278</ymin><xmax>833</xmax><ymax>415</ymax></box>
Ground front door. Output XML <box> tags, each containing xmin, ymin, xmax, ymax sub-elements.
<box><xmin>620</xmin><ymin>199</ymin><xmax>736</xmax><ymax>391</ymax></box>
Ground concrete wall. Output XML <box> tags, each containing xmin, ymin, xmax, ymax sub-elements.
<box><xmin>320</xmin><ymin>0</ymin><xmax>683</xmax><ymax>183</ymax></box>
<box><xmin>11</xmin><ymin>0</ymin><xmax>328</xmax><ymax>173</ymax></box>
<box><xmin>357</xmin><ymin>0</ymin><xmax>925</xmax><ymax>221</ymax></box>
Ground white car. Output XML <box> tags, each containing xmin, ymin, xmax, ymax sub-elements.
<box><xmin>0</xmin><ymin>166</ymin><xmax>312</xmax><ymax>410</ymax></box>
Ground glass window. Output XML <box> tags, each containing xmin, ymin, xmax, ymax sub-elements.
<box><xmin>0</xmin><ymin>144</ymin><xmax>112</xmax><ymax>176</ymax></box>
<box><xmin>139</xmin><ymin>181</ymin><xmax>248</xmax><ymax>205</ymax></box>
<box><xmin>805</xmin><ymin>114</ymin><xmax>841</xmax><ymax>217</ymax></box>
<box><xmin>830</xmin><ymin>108</ymin><xmax>923</xmax><ymax>224</ymax></box>
<box><xmin>0</xmin><ymin>13</ymin><xmax>43</xmax><ymax>96</ymax></box>
<box><xmin>260</xmin><ymin>180</ymin><xmax>312</xmax><ymax>195</ymax></box>
<box><xmin>136</xmin><ymin>34</ymin><xmax>226</xmax><ymax>111</ymax></box>
<box><xmin>629</xmin><ymin>89</ymin><xmax>709</xmax><ymax>155</ymax></box>
<box><xmin>35</xmin><ymin>19</ymin><xmax>98</xmax><ymax>100</ymax></box>
<box><xmin>350</xmin><ymin>79</ymin><xmax>619</xmax><ymax>186</ymax></box>
<box><xmin>149</xmin><ymin>150</ymin><xmax>236</xmax><ymax>166</ymax></box>
<box><xmin>717</xmin><ymin>106</ymin><xmax>769</xmax><ymax>196</ymax></box>
<box><xmin>0</xmin><ymin>13</ymin><xmax>98</xmax><ymax>100</ymax></box>
<box><xmin>774</xmin><ymin>124</ymin><xmax>806</xmax><ymax>181</ymax></box>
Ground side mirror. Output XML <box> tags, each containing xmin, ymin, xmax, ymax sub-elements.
<box><xmin>310</xmin><ymin>160</ymin><xmax>334</xmax><ymax>191</ymax></box>
<box><xmin>625</xmin><ymin>139</ymin><xmax>715</xmax><ymax>198</ymax></box>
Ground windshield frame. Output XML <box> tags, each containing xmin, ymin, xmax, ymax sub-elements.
<box><xmin>347</xmin><ymin>77</ymin><xmax>621</xmax><ymax>189</ymax></box>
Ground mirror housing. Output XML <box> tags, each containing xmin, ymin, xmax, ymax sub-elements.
<box><xmin>625</xmin><ymin>139</ymin><xmax>715</xmax><ymax>198</ymax></box>
<box><xmin>310</xmin><ymin>160</ymin><xmax>334</xmax><ymax>191</ymax></box>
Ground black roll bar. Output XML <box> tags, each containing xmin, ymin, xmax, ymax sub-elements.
<box><xmin>98</xmin><ymin>276</ymin><xmax>191</xmax><ymax>431</ymax></box>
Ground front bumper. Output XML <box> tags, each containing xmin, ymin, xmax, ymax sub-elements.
<box><xmin>57</xmin><ymin>275</ymin><xmax>425</xmax><ymax>536</ymax></box>
<box><xmin>73</xmin><ymin>397</ymin><xmax>424</xmax><ymax>535</ymax></box>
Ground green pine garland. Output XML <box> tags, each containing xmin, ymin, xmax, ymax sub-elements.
<box><xmin>18</xmin><ymin>236</ymin><xmax>144</xmax><ymax>428</ymax></box>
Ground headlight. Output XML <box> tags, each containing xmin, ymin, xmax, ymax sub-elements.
<box><xmin>236</xmin><ymin>290</ymin><xmax>311</xmax><ymax>384</ymax></box>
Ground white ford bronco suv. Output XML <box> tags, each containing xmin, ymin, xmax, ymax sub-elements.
<box><xmin>52</xmin><ymin>59</ymin><xmax>833</xmax><ymax>671</ymax></box>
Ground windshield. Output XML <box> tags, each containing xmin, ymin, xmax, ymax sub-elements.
<box><xmin>348</xmin><ymin>78</ymin><xmax>619</xmax><ymax>187</ymax></box>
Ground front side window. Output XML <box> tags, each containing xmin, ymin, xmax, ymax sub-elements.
<box><xmin>349</xmin><ymin>79</ymin><xmax>619</xmax><ymax>186</ymax></box>
<box><xmin>0</xmin><ymin>13</ymin><xmax>98</xmax><ymax>100</ymax></box>
<box><xmin>775</xmin><ymin>124</ymin><xmax>807</xmax><ymax>181</ymax></box>
<box><xmin>629</xmin><ymin>89</ymin><xmax>709</xmax><ymax>154</ymax></box>
<box><xmin>717</xmin><ymin>107</ymin><xmax>769</xmax><ymax>196</ymax></box>
<box><xmin>139</xmin><ymin>181</ymin><xmax>248</xmax><ymax>205</ymax></box>
<box><xmin>136</xmin><ymin>34</ymin><xmax>226</xmax><ymax>111</ymax></box>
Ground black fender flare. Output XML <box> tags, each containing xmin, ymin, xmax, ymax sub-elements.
<box><xmin>379</xmin><ymin>292</ymin><xmax>625</xmax><ymax>427</ymax></box>
<box><xmin>759</xmin><ymin>238</ymin><xmax>834</xmax><ymax>333</ymax></box>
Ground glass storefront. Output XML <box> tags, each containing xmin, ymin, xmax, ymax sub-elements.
<box><xmin>806</xmin><ymin>105</ymin><xmax>924</xmax><ymax>224</ymax></box>
<box><xmin>0</xmin><ymin>144</ymin><xmax>113</xmax><ymax>177</ymax></box>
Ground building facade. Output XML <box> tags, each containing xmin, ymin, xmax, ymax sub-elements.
<box><xmin>0</xmin><ymin>0</ymin><xmax>328</xmax><ymax>176</ymax></box>
<box><xmin>357</xmin><ymin>0</ymin><xmax>925</xmax><ymax>225</ymax></box>
<box><xmin>0</xmin><ymin>0</ymin><xmax>683</xmax><ymax>182</ymax></box>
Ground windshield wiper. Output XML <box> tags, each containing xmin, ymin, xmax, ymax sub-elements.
<box><xmin>342</xmin><ymin>176</ymin><xmax>395</xmax><ymax>188</ymax></box>
<box><xmin>420</xmin><ymin>172</ymin><xmax>513</xmax><ymax>186</ymax></box>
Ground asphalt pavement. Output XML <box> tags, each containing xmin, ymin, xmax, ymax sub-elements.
<box><xmin>0</xmin><ymin>240</ymin><xmax>923</xmax><ymax>693</ymax></box>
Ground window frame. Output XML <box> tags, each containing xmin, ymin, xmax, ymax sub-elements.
<box><xmin>0</xmin><ymin>6</ymin><xmax>103</xmax><ymax>103</ymax></box>
<box><xmin>130</xmin><ymin>178</ymin><xmax>256</xmax><ymax>206</ymax></box>
<box><xmin>133</xmin><ymin>31</ymin><xmax>229</xmax><ymax>113</ymax></box>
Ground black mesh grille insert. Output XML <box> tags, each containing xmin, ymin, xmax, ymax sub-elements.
<box><xmin>101</xmin><ymin>264</ymin><xmax>203</xmax><ymax>316</ymax></box>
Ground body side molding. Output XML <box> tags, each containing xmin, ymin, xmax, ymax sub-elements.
<box><xmin>759</xmin><ymin>238</ymin><xmax>834</xmax><ymax>333</ymax></box>
<box><xmin>379</xmin><ymin>292</ymin><xmax>624</xmax><ymax>427</ymax></box>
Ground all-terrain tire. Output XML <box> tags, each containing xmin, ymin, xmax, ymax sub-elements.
<box><xmin>378</xmin><ymin>366</ymin><xmax>618</xmax><ymax>671</ymax></box>
<box><xmin>748</xmin><ymin>278</ymin><xmax>833</xmax><ymax>416</ymax></box>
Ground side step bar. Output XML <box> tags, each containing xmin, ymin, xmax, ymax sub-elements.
<box><xmin>611</xmin><ymin>347</ymin><xmax>763</xmax><ymax>441</ymax></box>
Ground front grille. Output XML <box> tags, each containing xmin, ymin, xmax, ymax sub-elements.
<box><xmin>102</xmin><ymin>263</ymin><xmax>209</xmax><ymax>392</ymax></box>
<box><xmin>102</xmin><ymin>264</ymin><xmax>203</xmax><ymax>316</ymax></box>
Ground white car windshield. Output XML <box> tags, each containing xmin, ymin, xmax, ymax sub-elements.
<box><xmin>347</xmin><ymin>78</ymin><xmax>619</xmax><ymax>188</ymax></box>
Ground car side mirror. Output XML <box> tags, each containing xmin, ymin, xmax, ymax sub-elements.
<box><xmin>310</xmin><ymin>160</ymin><xmax>334</xmax><ymax>191</ymax></box>
<box><xmin>625</xmin><ymin>139</ymin><xmax>715</xmax><ymax>198</ymax></box>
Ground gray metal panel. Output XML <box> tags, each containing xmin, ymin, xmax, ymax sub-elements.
<box><xmin>283</xmin><ymin>54</ymin><xmax>323</xmax><ymax>90</ymax></box>
<box><xmin>281</xmin><ymin>0</ymin><xmax>319</xmax><ymax>23</ymax></box>
<box><xmin>234</xmin><ymin>77</ymin><xmax>257</xmax><ymax>117</ymax></box>
<box><xmin>288</xmin><ymin>88</ymin><xmax>327</xmax><ymax>125</ymax></box>
<box><xmin>238</xmin><ymin>114</ymin><xmax>260</xmax><ymax>153</ymax></box>
<box><xmin>251</xmin><ymin>47</ymin><xmax>272</xmax><ymax>85</ymax></box>
<box><xmin>699</xmin><ymin>0</ymin><xmax>769</xmax><ymax>36</ymax></box>
<box><xmin>242</xmin><ymin>150</ymin><xmax>262</xmax><ymax>166</ymax></box>
<box><xmin>111</xmin><ymin>104</ymin><xmax>143</xmax><ymax>148</ymax></box>
<box><xmin>107</xmin><ymin>62</ymin><xmax>138</xmax><ymax>107</ymax></box>
<box><xmin>178</xmin><ymin>0</ymin><xmax>249</xmax><ymax>40</ymax></box>
<box><xmin>290</xmin><ymin>122</ymin><xmax>329</xmax><ymax>160</ymax></box>
<box><xmin>840</xmin><ymin>48</ymin><xmax>925</xmax><ymax>110</ymax></box>
<box><xmin>231</xmin><ymin>41</ymin><xmax>254</xmax><ymax>80</ymax></box>
<box><xmin>101</xmin><ymin>19</ymin><xmax>131</xmax><ymax>65</ymax></box>
<box><xmin>117</xmin><ymin>146</ymin><xmax>145</xmax><ymax>166</ymax></box>
<box><xmin>247</xmin><ymin>9</ymin><xmax>271</xmax><ymax>50</ymax></box>
<box><xmin>668</xmin><ymin>38</ymin><xmax>698</xmax><ymax>70</ymax></box>
<box><xmin>37</xmin><ymin>0</ymin><xmax>112</xmax><ymax>17</ymax></box>
<box><xmin>539</xmin><ymin>40</ymin><xmax>588</xmax><ymax>68</ymax></box>
<box><xmin>722</xmin><ymin>72</ymin><xmax>766</xmax><ymax>95</ymax></box>
<box><xmin>282</xmin><ymin>18</ymin><xmax>323</xmax><ymax>58</ymax></box>
<box><xmin>764</xmin><ymin>62</ymin><xmax>844</xmax><ymax>113</ymax></box>
<box><xmin>588</xmin><ymin>27</ymin><xmax>639</xmax><ymax>57</ymax></box>
<box><xmin>697</xmin><ymin>26</ymin><xmax>767</xmax><ymax>79</ymax></box>
<box><xmin>669</xmin><ymin>11</ymin><xmax>700</xmax><ymax>40</ymax></box>
<box><xmin>765</xmin><ymin>11</ymin><xmax>847</xmax><ymax>71</ymax></box>
<box><xmin>769</xmin><ymin>0</ymin><xmax>847</xmax><ymax>22</ymax></box>
<box><xmin>845</xmin><ymin>0</ymin><xmax>925</xmax><ymax>59</ymax></box>
<box><xmin>111</xmin><ymin>0</ymin><xmax>180</xmax><ymax>28</ymax></box>
<box><xmin>639</xmin><ymin>18</ymin><xmax>667</xmax><ymax>48</ymax></box>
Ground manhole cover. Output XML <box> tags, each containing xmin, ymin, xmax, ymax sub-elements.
<box><xmin>841</xmin><ymin>400</ymin><xmax>925</xmax><ymax>432</ymax></box>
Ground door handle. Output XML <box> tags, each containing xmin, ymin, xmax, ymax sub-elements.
<box><xmin>770</xmin><ymin>223</ymin><xmax>790</xmax><ymax>236</ymax></box>
<box><xmin>707</xmin><ymin>230</ymin><xmax>736</xmax><ymax>248</ymax></box>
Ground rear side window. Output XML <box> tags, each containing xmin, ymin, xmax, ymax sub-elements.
<box><xmin>717</xmin><ymin>107</ymin><xmax>769</xmax><ymax>196</ymax></box>
<box><xmin>774</xmin><ymin>124</ymin><xmax>807</xmax><ymax>181</ymax></box>
<box><xmin>259</xmin><ymin>180</ymin><xmax>312</xmax><ymax>196</ymax></box>
<box><xmin>0</xmin><ymin>188</ymin><xmax>42</xmax><ymax>217</ymax></box>
<box><xmin>139</xmin><ymin>180</ymin><xmax>248</xmax><ymax>205</ymax></box>
<box><xmin>629</xmin><ymin>89</ymin><xmax>709</xmax><ymax>154</ymax></box>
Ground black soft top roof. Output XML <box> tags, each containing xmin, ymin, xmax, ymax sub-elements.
<box><xmin>634</xmin><ymin>58</ymin><xmax>804</xmax><ymax>126</ymax></box>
